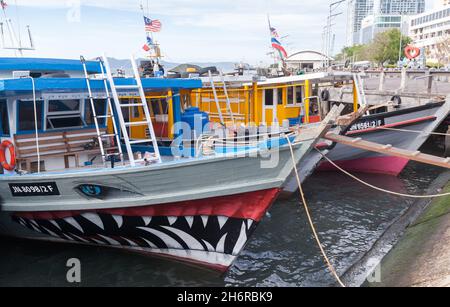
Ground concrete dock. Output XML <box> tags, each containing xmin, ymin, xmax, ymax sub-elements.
<box><xmin>368</xmin><ymin>176</ymin><xmax>450</xmax><ymax>287</ymax></box>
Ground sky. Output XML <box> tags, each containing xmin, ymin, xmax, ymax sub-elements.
<box><xmin>0</xmin><ymin>0</ymin><xmax>442</xmax><ymax>64</ymax></box>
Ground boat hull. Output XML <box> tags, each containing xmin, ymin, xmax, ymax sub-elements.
<box><xmin>0</xmin><ymin>188</ymin><xmax>280</xmax><ymax>272</ymax></box>
<box><xmin>0</xmin><ymin>140</ymin><xmax>313</xmax><ymax>271</ymax></box>
<box><xmin>319</xmin><ymin>102</ymin><xmax>450</xmax><ymax>176</ymax></box>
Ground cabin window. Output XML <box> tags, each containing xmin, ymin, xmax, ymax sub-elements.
<box><xmin>17</xmin><ymin>100</ymin><xmax>43</xmax><ymax>132</ymax></box>
<box><xmin>287</xmin><ymin>87</ymin><xmax>294</xmax><ymax>105</ymax></box>
<box><xmin>295</xmin><ymin>86</ymin><xmax>303</xmax><ymax>104</ymax></box>
<box><xmin>277</xmin><ymin>89</ymin><xmax>283</xmax><ymax>105</ymax></box>
<box><xmin>149</xmin><ymin>98</ymin><xmax>168</xmax><ymax>115</ymax></box>
<box><xmin>46</xmin><ymin>99</ymin><xmax>85</xmax><ymax>130</ymax></box>
<box><xmin>85</xmin><ymin>99</ymin><xmax>108</xmax><ymax>126</ymax></box>
<box><xmin>0</xmin><ymin>100</ymin><xmax>10</xmax><ymax>136</ymax></box>
<box><xmin>264</xmin><ymin>89</ymin><xmax>274</xmax><ymax>106</ymax></box>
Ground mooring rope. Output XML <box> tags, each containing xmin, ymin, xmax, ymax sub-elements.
<box><xmin>285</xmin><ymin>136</ymin><xmax>346</xmax><ymax>287</ymax></box>
<box><xmin>316</xmin><ymin>148</ymin><xmax>450</xmax><ymax>198</ymax></box>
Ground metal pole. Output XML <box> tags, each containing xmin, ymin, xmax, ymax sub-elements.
<box><xmin>398</xmin><ymin>15</ymin><xmax>403</xmax><ymax>65</ymax></box>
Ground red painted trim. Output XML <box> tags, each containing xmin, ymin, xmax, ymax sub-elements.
<box><xmin>319</xmin><ymin>156</ymin><xmax>410</xmax><ymax>176</ymax></box>
<box><xmin>16</xmin><ymin>188</ymin><xmax>281</xmax><ymax>222</ymax></box>
<box><xmin>347</xmin><ymin>115</ymin><xmax>436</xmax><ymax>136</ymax></box>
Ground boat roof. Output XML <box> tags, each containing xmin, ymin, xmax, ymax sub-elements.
<box><xmin>243</xmin><ymin>71</ymin><xmax>355</xmax><ymax>86</ymax></box>
<box><xmin>0</xmin><ymin>77</ymin><xmax>203</xmax><ymax>97</ymax></box>
<box><xmin>0</xmin><ymin>57</ymin><xmax>103</xmax><ymax>74</ymax></box>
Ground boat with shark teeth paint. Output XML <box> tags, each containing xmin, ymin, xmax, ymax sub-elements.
<box><xmin>0</xmin><ymin>56</ymin><xmax>343</xmax><ymax>271</ymax></box>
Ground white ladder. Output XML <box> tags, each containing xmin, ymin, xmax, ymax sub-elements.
<box><xmin>353</xmin><ymin>73</ymin><xmax>367</xmax><ymax>108</ymax></box>
<box><xmin>208</xmin><ymin>70</ymin><xmax>236</xmax><ymax>126</ymax></box>
<box><xmin>101</xmin><ymin>55</ymin><xmax>162</xmax><ymax>166</ymax></box>
<box><xmin>218</xmin><ymin>70</ymin><xmax>235</xmax><ymax>126</ymax></box>
<box><xmin>80</xmin><ymin>56</ymin><xmax>123</xmax><ymax>165</ymax></box>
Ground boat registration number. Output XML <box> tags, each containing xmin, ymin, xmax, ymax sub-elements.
<box><xmin>9</xmin><ymin>182</ymin><xmax>60</xmax><ymax>197</ymax></box>
<box><xmin>349</xmin><ymin>118</ymin><xmax>385</xmax><ymax>132</ymax></box>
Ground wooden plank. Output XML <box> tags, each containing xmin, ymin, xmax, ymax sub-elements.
<box><xmin>325</xmin><ymin>133</ymin><xmax>450</xmax><ymax>170</ymax></box>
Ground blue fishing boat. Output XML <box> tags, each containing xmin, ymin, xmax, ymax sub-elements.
<box><xmin>0</xmin><ymin>56</ymin><xmax>341</xmax><ymax>271</ymax></box>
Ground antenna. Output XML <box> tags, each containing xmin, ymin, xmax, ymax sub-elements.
<box><xmin>0</xmin><ymin>3</ymin><xmax>35</xmax><ymax>56</ymax></box>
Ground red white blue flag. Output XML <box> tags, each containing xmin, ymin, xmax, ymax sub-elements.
<box><xmin>144</xmin><ymin>16</ymin><xmax>162</xmax><ymax>33</ymax></box>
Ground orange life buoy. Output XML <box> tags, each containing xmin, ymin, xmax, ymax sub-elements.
<box><xmin>0</xmin><ymin>140</ymin><xmax>16</xmax><ymax>171</ymax></box>
<box><xmin>404</xmin><ymin>45</ymin><xmax>420</xmax><ymax>60</ymax></box>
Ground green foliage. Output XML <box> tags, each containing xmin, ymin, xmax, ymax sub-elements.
<box><xmin>368</xmin><ymin>29</ymin><xmax>411</xmax><ymax>65</ymax></box>
<box><xmin>337</xmin><ymin>29</ymin><xmax>412</xmax><ymax>66</ymax></box>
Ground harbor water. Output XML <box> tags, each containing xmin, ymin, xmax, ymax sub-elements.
<box><xmin>0</xmin><ymin>157</ymin><xmax>444</xmax><ymax>287</ymax></box>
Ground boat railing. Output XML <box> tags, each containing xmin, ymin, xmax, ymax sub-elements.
<box><xmin>195</xmin><ymin>129</ymin><xmax>296</xmax><ymax>157</ymax></box>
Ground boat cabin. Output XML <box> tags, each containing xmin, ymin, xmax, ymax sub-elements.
<box><xmin>190</xmin><ymin>72</ymin><xmax>359</xmax><ymax>127</ymax></box>
<box><xmin>0</xmin><ymin>58</ymin><xmax>202</xmax><ymax>174</ymax></box>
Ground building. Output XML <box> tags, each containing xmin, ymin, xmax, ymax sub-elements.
<box><xmin>347</xmin><ymin>0</ymin><xmax>425</xmax><ymax>45</ymax></box>
<box><xmin>359</xmin><ymin>14</ymin><xmax>410</xmax><ymax>44</ymax></box>
<box><xmin>284</xmin><ymin>50</ymin><xmax>332</xmax><ymax>71</ymax></box>
<box><xmin>441</xmin><ymin>0</ymin><xmax>449</xmax><ymax>6</ymax></box>
<box><xmin>409</xmin><ymin>5</ymin><xmax>450</xmax><ymax>64</ymax></box>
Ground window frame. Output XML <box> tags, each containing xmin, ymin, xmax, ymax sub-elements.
<box><xmin>16</xmin><ymin>99</ymin><xmax>44</xmax><ymax>134</ymax></box>
<box><xmin>0</xmin><ymin>100</ymin><xmax>10</xmax><ymax>137</ymax></box>
<box><xmin>45</xmin><ymin>99</ymin><xmax>86</xmax><ymax>131</ymax></box>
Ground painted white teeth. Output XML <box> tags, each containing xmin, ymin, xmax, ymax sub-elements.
<box><xmin>142</xmin><ymin>216</ymin><xmax>152</xmax><ymax>226</ymax></box>
<box><xmin>216</xmin><ymin>233</ymin><xmax>227</xmax><ymax>253</ymax></box>
<box><xmin>81</xmin><ymin>213</ymin><xmax>104</xmax><ymax>230</ymax></box>
<box><xmin>247</xmin><ymin>219</ymin><xmax>254</xmax><ymax>230</ymax></box>
<box><xmin>49</xmin><ymin>220</ymin><xmax>62</xmax><ymax>230</ymax></box>
<box><xmin>112</xmin><ymin>215</ymin><xmax>123</xmax><ymax>228</ymax></box>
<box><xmin>202</xmin><ymin>240</ymin><xmax>215</xmax><ymax>252</ymax></box>
<box><xmin>185</xmin><ymin>216</ymin><xmax>194</xmax><ymax>228</ymax></box>
<box><xmin>64</xmin><ymin>217</ymin><xmax>84</xmax><ymax>233</ymax></box>
<box><xmin>137</xmin><ymin>227</ymin><xmax>183</xmax><ymax>249</ymax></box>
<box><xmin>217</xmin><ymin>216</ymin><xmax>228</xmax><ymax>229</ymax></box>
<box><xmin>201</xmin><ymin>216</ymin><xmax>208</xmax><ymax>228</ymax></box>
<box><xmin>232</xmin><ymin>222</ymin><xmax>248</xmax><ymax>256</ymax></box>
<box><xmin>162</xmin><ymin>226</ymin><xmax>204</xmax><ymax>251</ymax></box>
<box><xmin>97</xmin><ymin>234</ymin><xmax>121</xmax><ymax>246</ymax></box>
<box><xmin>168</xmin><ymin>216</ymin><xmax>177</xmax><ymax>226</ymax></box>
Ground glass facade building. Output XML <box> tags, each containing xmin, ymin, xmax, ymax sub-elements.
<box><xmin>348</xmin><ymin>0</ymin><xmax>425</xmax><ymax>45</ymax></box>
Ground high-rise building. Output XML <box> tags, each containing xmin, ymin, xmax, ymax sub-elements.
<box><xmin>347</xmin><ymin>0</ymin><xmax>425</xmax><ymax>45</ymax></box>
<box><xmin>410</xmin><ymin>5</ymin><xmax>450</xmax><ymax>64</ymax></box>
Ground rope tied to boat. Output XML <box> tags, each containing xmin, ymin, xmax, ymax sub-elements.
<box><xmin>315</xmin><ymin>148</ymin><xmax>450</xmax><ymax>199</ymax></box>
<box><xmin>285</xmin><ymin>135</ymin><xmax>346</xmax><ymax>287</ymax></box>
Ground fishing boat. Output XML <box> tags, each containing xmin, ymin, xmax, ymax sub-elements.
<box><xmin>0</xmin><ymin>56</ymin><xmax>343</xmax><ymax>271</ymax></box>
<box><xmin>190</xmin><ymin>72</ymin><xmax>450</xmax><ymax>180</ymax></box>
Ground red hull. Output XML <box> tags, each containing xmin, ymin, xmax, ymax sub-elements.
<box><xmin>12</xmin><ymin>188</ymin><xmax>282</xmax><ymax>271</ymax></box>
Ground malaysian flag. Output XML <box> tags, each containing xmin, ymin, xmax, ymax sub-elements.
<box><xmin>144</xmin><ymin>16</ymin><xmax>162</xmax><ymax>33</ymax></box>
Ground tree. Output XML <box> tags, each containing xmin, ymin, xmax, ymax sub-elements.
<box><xmin>434</xmin><ymin>35</ymin><xmax>450</xmax><ymax>67</ymax></box>
<box><xmin>336</xmin><ymin>45</ymin><xmax>368</xmax><ymax>62</ymax></box>
<box><xmin>367</xmin><ymin>29</ymin><xmax>412</xmax><ymax>66</ymax></box>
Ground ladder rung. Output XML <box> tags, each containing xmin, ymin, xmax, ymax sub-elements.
<box><xmin>129</xmin><ymin>139</ymin><xmax>153</xmax><ymax>145</ymax></box>
<box><xmin>96</xmin><ymin>115</ymin><xmax>113</xmax><ymax>119</ymax></box>
<box><xmin>120</xmin><ymin>103</ymin><xmax>144</xmax><ymax>107</ymax></box>
<box><xmin>125</xmin><ymin>121</ymin><xmax>151</xmax><ymax>127</ymax></box>
<box><xmin>103</xmin><ymin>146</ymin><xmax>119</xmax><ymax>151</ymax></box>
<box><xmin>101</xmin><ymin>134</ymin><xmax>117</xmax><ymax>138</ymax></box>
<box><xmin>115</xmin><ymin>85</ymin><xmax>140</xmax><ymax>90</ymax></box>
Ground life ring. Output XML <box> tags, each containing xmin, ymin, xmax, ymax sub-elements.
<box><xmin>320</xmin><ymin>89</ymin><xmax>330</xmax><ymax>101</ymax></box>
<box><xmin>404</xmin><ymin>45</ymin><xmax>420</xmax><ymax>60</ymax></box>
<box><xmin>391</xmin><ymin>95</ymin><xmax>402</xmax><ymax>109</ymax></box>
<box><xmin>0</xmin><ymin>140</ymin><xmax>16</xmax><ymax>171</ymax></box>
